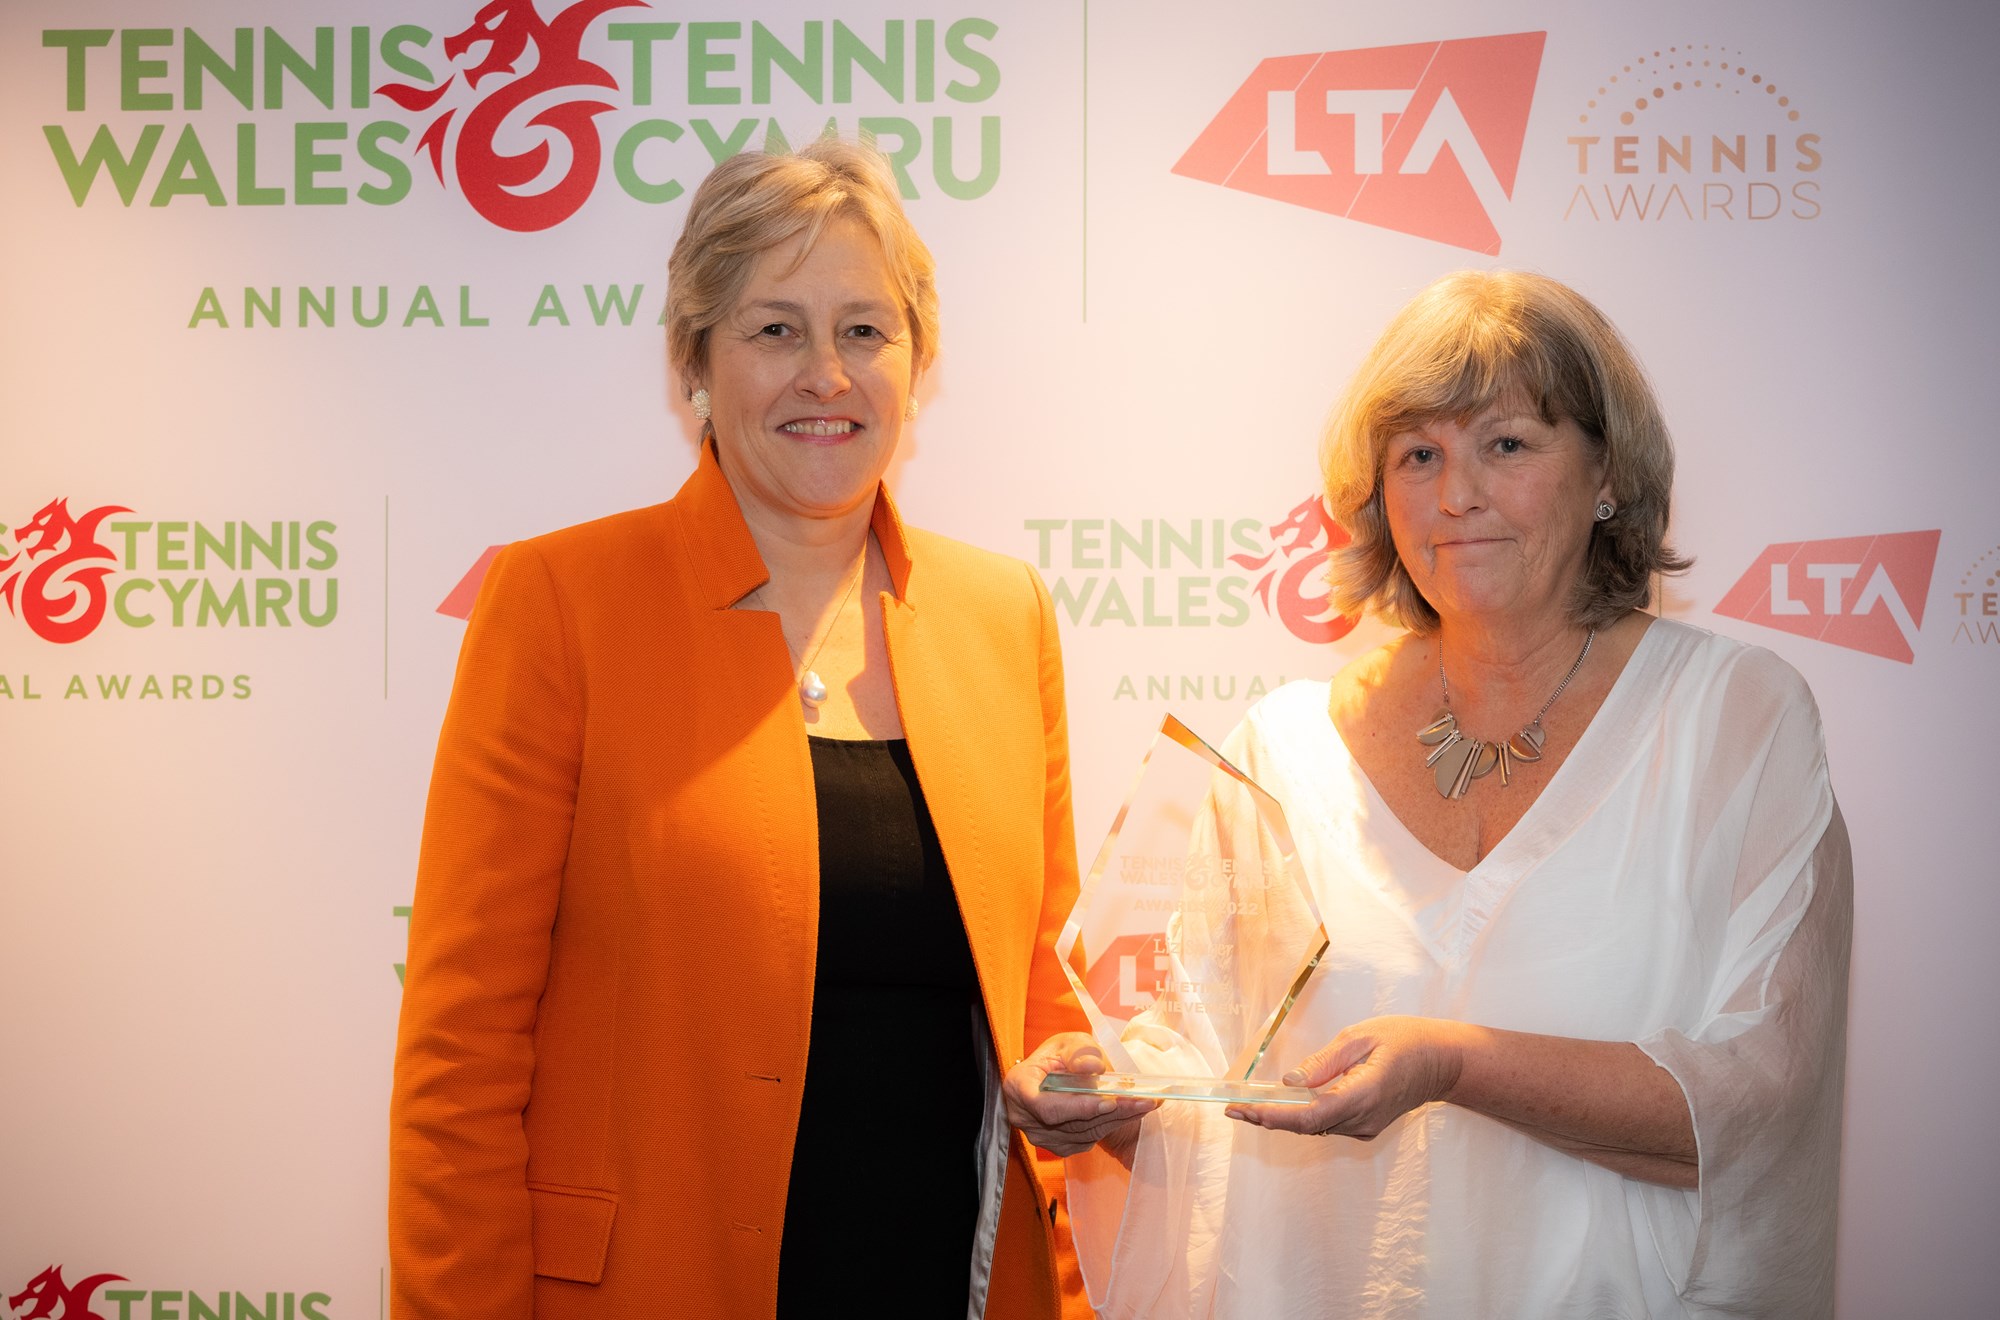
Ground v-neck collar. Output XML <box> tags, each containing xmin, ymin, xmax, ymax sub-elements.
<box><xmin>1339</xmin><ymin>617</ymin><xmax>1691</xmax><ymax>964</ymax></box>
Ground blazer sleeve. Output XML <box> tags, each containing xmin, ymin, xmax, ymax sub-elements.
<box><xmin>1023</xmin><ymin>560</ymin><xmax>1089</xmax><ymax>1051</ymax></box>
<box><xmin>1021</xmin><ymin>564</ymin><xmax>1097</xmax><ymax>1320</ymax></box>
<box><xmin>389</xmin><ymin>541</ymin><xmax>585</xmax><ymax>1320</ymax></box>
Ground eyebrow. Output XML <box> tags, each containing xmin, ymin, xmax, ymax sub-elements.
<box><xmin>738</xmin><ymin>298</ymin><xmax>902</xmax><ymax>320</ymax></box>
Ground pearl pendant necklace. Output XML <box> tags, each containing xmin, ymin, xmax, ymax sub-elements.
<box><xmin>760</xmin><ymin>549</ymin><xmax>867</xmax><ymax>713</ymax></box>
<box><xmin>1416</xmin><ymin>628</ymin><xmax>1594</xmax><ymax>799</ymax></box>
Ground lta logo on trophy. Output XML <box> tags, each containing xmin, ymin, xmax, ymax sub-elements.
<box><xmin>1172</xmin><ymin>31</ymin><xmax>1546</xmax><ymax>254</ymax></box>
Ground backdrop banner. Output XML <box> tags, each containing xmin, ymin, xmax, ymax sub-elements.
<box><xmin>3</xmin><ymin>2</ymin><xmax>1995</xmax><ymax>1316</ymax></box>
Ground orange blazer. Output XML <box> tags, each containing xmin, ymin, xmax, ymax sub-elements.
<box><xmin>390</xmin><ymin>443</ymin><xmax>1089</xmax><ymax>1319</ymax></box>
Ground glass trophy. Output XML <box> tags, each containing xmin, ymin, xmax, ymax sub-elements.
<box><xmin>1045</xmin><ymin>715</ymin><xmax>1328</xmax><ymax>1106</ymax></box>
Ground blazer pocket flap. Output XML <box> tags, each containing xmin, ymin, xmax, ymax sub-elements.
<box><xmin>528</xmin><ymin>1183</ymin><xmax>618</xmax><ymax>1284</ymax></box>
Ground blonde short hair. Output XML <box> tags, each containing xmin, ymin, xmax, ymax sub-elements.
<box><xmin>665</xmin><ymin>138</ymin><xmax>939</xmax><ymax>394</ymax></box>
<box><xmin>1321</xmin><ymin>270</ymin><xmax>1690</xmax><ymax>633</ymax></box>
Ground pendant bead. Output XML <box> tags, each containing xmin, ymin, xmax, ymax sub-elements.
<box><xmin>1509</xmin><ymin>722</ymin><xmax>1547</xmax><ymax>760</ymax></box>
<box><xmin>1416</xmin><ymin>629</ymin><xmax>1594</xmax><ymax>800</ymax></box>
<box><xmin>800</xmin><ymin>671</ymin><xmax>828</xmax><ymax>707</ymax></box>
<box><xmin>1417</xmin><ymin>711</ymin><xmax>1456</xmax><ymax>746</ymax></box>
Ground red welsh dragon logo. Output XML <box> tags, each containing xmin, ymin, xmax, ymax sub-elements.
<box><xmin>0</xmin><ymin>499</ymin><xmax>132</xmax><ymax>644</ymax></box>
<box><xmin>1230</xmin><ymin>495</ymin><xmax>1360</xmax><ymax>644</ymax></box>
<box><xmin>9</xmin><ymin>1265</ymin><xmax>128</xmax><ymax>1320</ymax></box>
<box><xmin>376</xmin><ymin>0</ymin><xmax>647</xmax><ymax>232</ymax></box>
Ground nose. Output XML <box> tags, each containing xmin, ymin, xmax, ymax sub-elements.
<box><xmin>1436</xmin><ymin>453</ymin><xmax>1484</xmax><ymax>516</ymax></box>
<box><xmin>796</xmin><ymin>334</ymin><xmax>851</xmax><ymax>400</ymax></box>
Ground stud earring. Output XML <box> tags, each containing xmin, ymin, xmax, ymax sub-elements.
<box><xmin>691</xmin><ymin>388</ymin><xmax>711</xmax><ymax>420</ymax></box>
<box><xmin>905</xmin><ymin>396</ymin><xmax>920</xmax><ymax>422</ymax></box>
<box><xmin>1594</xmin><ymin>500</ymin><xmax>1616</xmax><ymax>521</ymax></box>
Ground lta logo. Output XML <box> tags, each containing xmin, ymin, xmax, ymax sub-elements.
<box><xmin>1714</xmin><ymin>530</ymin><xmax>1941</xmax><ymax>663</ymax></box>
<box><xmin>1173</xmin><ymin>32</ymin><xmax>1546</xmax><ymax>253</ymax></box>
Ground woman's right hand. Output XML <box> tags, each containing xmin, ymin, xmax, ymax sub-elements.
<box><xmin>1003</xmin><ymin>1032</ymin><xmax>1157</xmax><ymax>1157</ymax></box>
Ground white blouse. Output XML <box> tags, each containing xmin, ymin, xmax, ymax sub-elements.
<box><xmin>1067</xmin><ymin>618</ymin><xmax>1852</xmax><ymax>1319</ymax></box>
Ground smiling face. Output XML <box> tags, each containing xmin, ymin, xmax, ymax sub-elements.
<box><xmin>697</xmin><ymin>214</ymin><xmax>915</xmax><ymax>533</ymax></box>
<box><xmin>1382</xmin><ymin>401</ymin><xmax>1612</xmax><ymax>632</ymax></box>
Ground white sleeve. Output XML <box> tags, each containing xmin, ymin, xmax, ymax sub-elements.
<box><xmin>1633</xmin><ymin>648</ymin><xmax>1853</xmax><ymax>1316</ymax></box>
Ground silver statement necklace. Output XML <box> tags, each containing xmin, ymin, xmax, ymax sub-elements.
<box><xmin>1416</xmin><ymin>627</ymin><xmax>1595</xmax><ymax>799</ymax></box>
<box><xmin>757</xmin><ymin>549</ymin><xmax>867</xmax><ymax>711</ymax></box>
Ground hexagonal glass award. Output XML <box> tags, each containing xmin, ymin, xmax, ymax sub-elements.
<box><xmin>1044</xmin><ymin>715</ymin><xmax>1327</xmax><ymax>1105</ymax></box>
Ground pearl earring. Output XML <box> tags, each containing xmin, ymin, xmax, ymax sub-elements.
<box><xmin>905</xmin><ymin>396</ymin><xmax>920</xmax><ymax>422</ymax></box>
<box><xmin>691</xmin><ymin>388</ymin><xmax>711</xmax><ymax>420</ymax></box>
<box><xmin>1594</xmin><ymin>500</ymin><xmax>1616</xmax><ymax>522</ymax></box>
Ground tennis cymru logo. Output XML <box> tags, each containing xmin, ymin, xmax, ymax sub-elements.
<box><xmin>1173</xmin><ymin>32</ymin><xmax>1546</xmax><ymax>254</ymax></box>
<box><xmin>5</xmin><ymin>1265</ymin><xmax>331</xmax><ymax>1320</ymax></box>
<box><xmin>40</xmin><ymin>7</ymin><xmax>1005</xmax><ymax>232</ymax></box>
<box><xmin>8</xmin><ymin>1265</ymin><xmax>125</xmax><ymax>1320</ymax></box>
<box><xmin>0</xmin><ymin>498</ymin><xmax>340</xmax><ymax>644</ymax></box>
<box><xmin>0</xmin><ymin>499</ymin><xmax>131</xmax><ymax>644</ymax></box>
<box><xmin>1561</xmin><ymin>43</ymin><xmax>1822</xmax><ymax>224</ymax></box>
<box><xmin>1714</xmin><ymin>530</ymin><xmax>1940</xmax><ymax>663</ymax></box>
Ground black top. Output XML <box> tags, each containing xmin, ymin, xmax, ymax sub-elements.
<box><xmin>776</xmin><ymin>737</ymin><xmax>985</xmax><ymax>1314</ymax></box>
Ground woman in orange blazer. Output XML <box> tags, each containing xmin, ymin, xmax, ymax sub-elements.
<box><xmin>389</xmin><ymin>141</ymin><xmax>1133</xmax><ymax>1317</ymax></box>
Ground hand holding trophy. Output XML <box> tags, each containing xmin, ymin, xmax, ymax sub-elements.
<box><xmin>1040</xmin><ymin>714</ymin><xmax>1328</xmax><ymax>1107</ymax></box>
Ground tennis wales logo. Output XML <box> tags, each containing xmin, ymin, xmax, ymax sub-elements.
<box><xmin>376</xmin><ymin>0</ymin><xmax>646</xmax><ymax>232</ymax></box>
<box><xmin>4</xmin><ymin>1268</ymin><xmax>332</xmax><ymax>1320</ymax></box>
<box><xmin>1173</xmin><ymin>31</ymin><xmax>1546</xmax><ymax>253</ymax></box>
<box><xmin>1229</xmin><ymin>495</ymin><xmax>1357</xmax><ymax>645</ymax></box>
<box><xmin>0</xmin><ymin>499</ymin><xmax>132</xmax><ymax>644</ymax></box>
<box><xmin>8</xmin><ymin>1266</ymin><xmax>126</xmax><ymax>1320</ymax></box>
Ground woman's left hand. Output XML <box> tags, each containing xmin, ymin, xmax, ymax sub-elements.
<box><xmin>1004</xmin><ymin>1032</ymin><xmax>1159</xmax><ymax>1157</ymax></box>
<box><xmin>1225</xmin><ymin>1015</ymin><xmax>1468</xmax><ymax>1139</ymax></box>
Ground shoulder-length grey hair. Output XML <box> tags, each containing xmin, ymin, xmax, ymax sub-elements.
<box><xmin>665</xmin><ymin>138</ymin><xmax>939</xmax><ymax>397</ymax></box>
<box><xmin>1321</xmin><ymin>269</ymin><xmax>1690</xmax><ymax>633</ymax></box>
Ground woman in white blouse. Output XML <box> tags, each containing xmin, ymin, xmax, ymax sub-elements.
<box><xmin>1005</xmin><ymin>270</ymin><xmax>1852</xmax><ymax>1318</ymax></box>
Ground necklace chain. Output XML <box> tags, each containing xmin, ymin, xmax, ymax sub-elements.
<box><xmin>1418</xmin><ymin>627</ymin><xmax>1595</xmax><ymax>799</ymax></box>
<box><xmin>754</xmin><ymin>545</ymin><xmax>868</xmax><ymax>710</ymax></box>
<box><xmin>1439</xmin><ymin>627</ymin><xmax>1595</xmax><ymax>733</ymax></box>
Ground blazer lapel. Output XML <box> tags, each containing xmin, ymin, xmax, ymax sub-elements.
<box><xmin>873</xmin><ymin>496</ymin><xmax>1004</xmax><ymax>1043</ymax></box>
